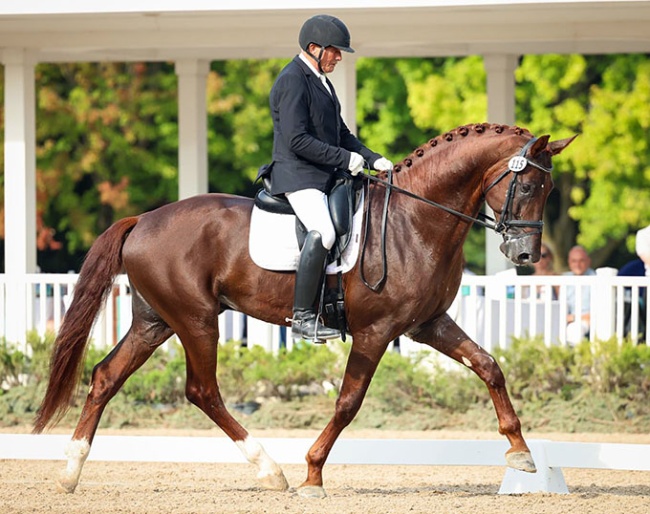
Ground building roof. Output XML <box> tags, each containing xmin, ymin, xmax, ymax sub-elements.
<box><xmin>2</xmin><ymin>1</ymin><xmax>650</xmax><ymax>63</ymax></box>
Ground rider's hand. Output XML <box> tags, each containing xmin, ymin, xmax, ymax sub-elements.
<box><xmin>348</xmin><ymin>152</ymin><xmax>365</xmax><ymax>176</ymax></box>
<box><xmin>373</xmin><ymin>157</ymin><xmax>393</xmax><ymax>171</ymax></box>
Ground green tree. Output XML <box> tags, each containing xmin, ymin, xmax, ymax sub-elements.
<box><xmin>207</xmin><ymin>59</ymin><xmax>288</xmax><ymax>196</ymax></box>
<box><xmin>27</xmin><ymin>62</ymin><xmax>180</xmax><ymax>270</ymax></box>
<box><xmin>517</xmin><ymin>54</ymin><xmax>650</xmax><ymax>268</ymax></box>
<box><xmin>356</xmin><ymin>56</ymin><xmax>488</xmax><ymax>272</ymax></box>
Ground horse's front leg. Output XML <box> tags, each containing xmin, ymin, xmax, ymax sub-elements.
<box><xmin>298</xmin><ymin>338</ymin><xmax>388</xmax><ymax>498</ymax></box>
<box><xmin>409</xmin><ymin>314</ymin><xmax>536</xmax><ymax>473</ymax></box>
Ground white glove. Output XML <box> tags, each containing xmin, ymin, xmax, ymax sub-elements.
<box><xmin>373</xmin><ymin>157</ymin><xmax>393</xmax><ymax>171</ymax></box>
<box><xmin>348</xmin><ymin>152</ymin><xmax>365</xmax><ymax>176</ymax></box>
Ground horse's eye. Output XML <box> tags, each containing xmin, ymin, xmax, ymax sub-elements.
<box><xmin>520</xmin><ymin>183</ymin><xmax>532</xmax><ymax>194</ymax></box>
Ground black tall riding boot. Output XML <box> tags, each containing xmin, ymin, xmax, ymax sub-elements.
<box><xmin>292</xmin><ymin>231</ymin><xmax>340</xmax><ymax>342</ymax></box>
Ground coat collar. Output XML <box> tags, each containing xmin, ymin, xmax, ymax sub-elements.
<box><xmin>293</xmin><ymin>55</ymin><xmax>336</xmax><ymax>103</ymax></box>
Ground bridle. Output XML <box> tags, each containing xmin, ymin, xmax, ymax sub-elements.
<box><xmin>482</xmin><ymin>136</ymin><xmax>553</xmax><ymax>235</ymax></box>
<box><xmin>358</xmin><ymin>136</ymin><xmax>553</xmax><ymax>291</ymax></box>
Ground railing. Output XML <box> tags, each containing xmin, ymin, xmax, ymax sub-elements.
<box><xmin>0</xmin><ymin>269</ymin><xmax>647</xmax><ymax>353</ymax></box>
<box><xmin>3</xmin><ymin>433</ymin><xmax>649</xmax><ymax>494</ymax></box>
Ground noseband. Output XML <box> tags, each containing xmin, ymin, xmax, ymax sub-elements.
<box><xmin>482</xmin><ymin>136</ymin><xmax>553</xmax><ymax>236</ymax></box>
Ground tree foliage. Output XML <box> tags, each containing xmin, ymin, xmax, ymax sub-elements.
<box><xmin>516</xmin><ymin>54</ymin><xmax>650</xmax><ymax>267</ymax></box>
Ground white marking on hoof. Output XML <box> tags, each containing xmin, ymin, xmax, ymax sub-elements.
<box><xmin>297</xmin><ymin>485</ymin><xmax>327</xmax><ymax>499</ymax></box>
<box><xmin>236</xmin><ymin>436</ymin><xmax>289</xmax><ymax>491</ymax></box>
<box><xmin>58</xmin><ymin>438</ymin><xmax>90</xmax><ymax>493</ymax></box>
<box><xmin>462</xmin><ymin>356</ymin><xmax>472</xmax><ymax>367</ymax></box>
<box><xmin>506</xmin><ymin>451</ymin><xmax>537</xmax><ymax>473</ymax></box>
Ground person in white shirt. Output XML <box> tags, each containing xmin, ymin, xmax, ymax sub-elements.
<box><xmin>564</xmin><ymin>245</ymin><xmax>596</xmax><ymax>344</ymax></box>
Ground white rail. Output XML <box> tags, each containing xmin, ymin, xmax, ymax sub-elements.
<box><xmin>1</xmin><ymin>433</ymin><xmax>648</xmax><ymax>494</ymax></box>
<box><xmin>0</xmin><ymin>269</ymin><xmax>647</xmax><ymax>352</ymax></box>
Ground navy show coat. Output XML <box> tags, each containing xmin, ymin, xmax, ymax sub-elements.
<box><xmin>263</xmin><ymin>55</ymin><xmax>380</xmax><ymax>196</ymax></box>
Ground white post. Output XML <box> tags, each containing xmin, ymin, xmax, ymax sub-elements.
<box><xmin>2</xmin><ymin>49</ymin><xmax>37</xmax><ymax>348</ymax></box>
<box><xmin>594</xmin><ymin>267</ymin><xmax>617</xmax><ymax>341</ymax></box>
<box><xmin>328</xmin><ymin>56</ymin><xmax>357</xmax><ymax>134</ymax></box>
<box><xmin>175</xmin><ymin>60</ymin><xmax>210</xmax><ymax>200</ymax></box>
<box><xmin>483</xmin><ymin>54</ymin><xmax>519</xmax><ymax>275</ymax></box>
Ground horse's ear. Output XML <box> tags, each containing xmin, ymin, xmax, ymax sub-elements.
<box><xmin>529</xmin><ymin>135</ymin><xmax>550</xmax><ymax>157</ymax></box>
<box><xmin>548</xmin><ymin>134</ymin><xmax>579</xmax><ymax>156</ymax></box>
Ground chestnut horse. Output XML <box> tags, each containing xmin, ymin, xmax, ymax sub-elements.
<box><xmin>34</xmin><ymin>123</ymin><xmax>574</xmax><ymax>498</ymax></box>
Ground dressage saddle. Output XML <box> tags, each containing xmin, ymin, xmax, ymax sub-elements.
<box><xmin>254</xmin><ymin>171</ymin><xmax>363</xmax><ymax>263</ymax></box>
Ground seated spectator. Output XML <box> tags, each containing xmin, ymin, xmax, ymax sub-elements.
<box><xmin>564</xmin><ymin>245</ymin><xmax>595</xmax><ymax>345</ymax></box>
<box><xmin>617</xmin><ymin>225</ymin><xmax>649</xmax><ymax>342</ymax></box>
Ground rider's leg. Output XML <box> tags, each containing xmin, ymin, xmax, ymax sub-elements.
<box><xmin>286</xmin><ymin>189</ymin><xmax>339</xmax><ymax>341</ymax></box>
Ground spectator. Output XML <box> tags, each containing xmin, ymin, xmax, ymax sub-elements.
<box><xmin>617</xmin><ymin>225</ymin><xmax>650</xmax><ymax>342</ymax></box>
<box><xmin>524</xmin><ymin>242</ymin><xmax>559</xmax><ymax>300</ymax></box>
<box><xmin>564</xmin><ymin>245</ymin><xmax>595</xmax><ymax>344</ymax></box>
<box><xmin>619</xmin><ymin>225</ymin><xmax>650</xmax><ymax>277</ymax></box>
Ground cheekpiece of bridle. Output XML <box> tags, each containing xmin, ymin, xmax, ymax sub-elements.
<box><xmin>481</xmin><ymin>136</ymin><xmax>553</xmax><ymax>236</ymax></box>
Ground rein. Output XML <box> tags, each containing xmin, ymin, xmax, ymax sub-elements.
<box><xmin>358</xmin><ymin>137</ymin><xmax>553</xmax><ymax>291</ymax></box>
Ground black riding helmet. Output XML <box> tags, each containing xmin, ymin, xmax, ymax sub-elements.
<box><xmin>299</xmin><ymin>15</ymin><xmax>354</xmax><ymax>72</ymax></box>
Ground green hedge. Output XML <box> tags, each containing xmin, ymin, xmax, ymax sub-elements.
<box><xmin>1</xmin><ymin>333</ymin><xmax>648</xmax><ymax>432</ymax></box>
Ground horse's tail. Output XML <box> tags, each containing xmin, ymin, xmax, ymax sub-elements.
<box><xmin>33</xmin><ymin>216</ymin><xmax>139</xmax><ymax>433</ymax></box>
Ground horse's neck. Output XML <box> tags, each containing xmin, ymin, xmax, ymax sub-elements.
<box><xmin>393</xmin><ymin>145</ymin><xmax>486</xmax><ymax>211</ymax></box>
<box><xmin>388</xmin><ymin>139</ymin><xmax>496</xmax><ymax>259</ymax></box>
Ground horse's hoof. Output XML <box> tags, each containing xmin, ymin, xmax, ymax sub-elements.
<box><xmin>297</xmin><ymin>485</ymin><xmax>327</xmax><ymax>499</ymax></box>
<box><xmin>56</xmin><ymin>478</ymin><xmax>77</xmax><ymax>494</ymax></box>
<box><xmin>258</xmin><ymin>471</ymin><xmax>289</xmax><ymax>491</ymax></box>
<box><xmin>506</xmin><ymin>451</ymin><xmax>536</xmax><ymax>473</ymax></box>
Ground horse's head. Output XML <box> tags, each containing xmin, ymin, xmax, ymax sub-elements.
<box><xmin>484</xmin><ymin>133</ymin><xmax>577</xmax><ymax>265</ymax></box>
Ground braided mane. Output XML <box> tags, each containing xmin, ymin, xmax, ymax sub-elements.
<box><xmin>379</xmin><ymin>123</ymin><xmax>532</xmax><ymax>178</ymax></box>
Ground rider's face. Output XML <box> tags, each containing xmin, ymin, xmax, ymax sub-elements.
<box><xmin>307</xmin><ymin>44</ymin><xmax>342</xmax><ymax>74</ymax></box>
<box><xmin>319</xmin><ymin>46</ymin><xmax>342</xmax><ymax>74</ymax></box>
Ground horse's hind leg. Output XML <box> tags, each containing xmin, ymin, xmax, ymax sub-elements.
<box><xmin>410</xmin><ymin>315</ymin><xmax>536</xmax><ymax>473</ymax></box>
<box><xmin>58</xmin><ymin>293</ymin><xmax>174</xmax><ymax>493</ymax></box>
<box><xmin>177</xmin><ymin>321</ymin><xmax>288</xmax><ymax>491</ymax></box>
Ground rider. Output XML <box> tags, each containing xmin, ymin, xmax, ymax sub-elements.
<box><xmin>263</xmin><ymin>14</ymin><xmax>393</xmax><ymax>342</ymax></box>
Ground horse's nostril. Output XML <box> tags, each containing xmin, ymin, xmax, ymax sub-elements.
<box><xmin>518</xmin><ymin>253</ymin><xmax>532</xmax><ymax>264</ymax></box>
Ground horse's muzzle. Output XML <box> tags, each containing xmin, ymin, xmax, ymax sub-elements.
<box><xmin>499</xmin><ymin>231</ymin><xmax>540</xmax><ymax>265</ymax></box>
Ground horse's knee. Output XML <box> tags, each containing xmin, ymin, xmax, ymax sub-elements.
<box><xmin>185</xmin><ymin>382</ymin><xmax>222</xmax><ymax>411</ymax></box>
<box><xmin>184</xmin><ymin>383</ymin><xmax>204</xmax><ymax>407</ymax></box>
<box><xmin>334</xmin><ymin>392</ymin><xmax>364</xmax><ymax>426</ymax></box>
<box><xmin>467</xmin><ymin>353</ymin><xmax>506</xmax><ymax>389</ymax></box>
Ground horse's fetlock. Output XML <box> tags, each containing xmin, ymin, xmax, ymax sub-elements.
<box><xmin>498</xmin><ymin>418</ymin><xmax>522</xmax><ymax>436</ymax></box>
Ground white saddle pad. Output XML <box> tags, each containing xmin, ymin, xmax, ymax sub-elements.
<box><xmin>249</xmin><ymin>191</ymin><xmax>364</xmax><ymax>274</ymax></box>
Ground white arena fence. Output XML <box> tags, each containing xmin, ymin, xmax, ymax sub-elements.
<box><xmin>1</xmin><ymin>433</ymin><xmax>649</xmax><ymax>494</ymax></box>
<box><xmin>0</xmin><ymin>268</ymin><xmax>647</xmax><ymax>353</ymax></box>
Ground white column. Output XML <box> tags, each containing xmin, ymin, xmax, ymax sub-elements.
<box><xmin>483</xmin><ymin>54</ymin><xmax>519</xmax><ymax>275</ymax></box>
<box><xmin>328</xmin><ymin>56</ymin><xmax>357</xmax><ymax>133</ymax></box>
<box><xmin>175</xmin><ymin>60</ymin><xmax>210</xmax><ymax>200</ymax></box>
<box><xmin>2</xmin><ymin>49</ymin><xmax>37</xmax><ymax>347</ymax></box>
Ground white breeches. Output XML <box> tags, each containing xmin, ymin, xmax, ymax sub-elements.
<box><xmin>285</xmin><ymin>189</ymin><xmax>336</xmax><ymax>250</ymax></box>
